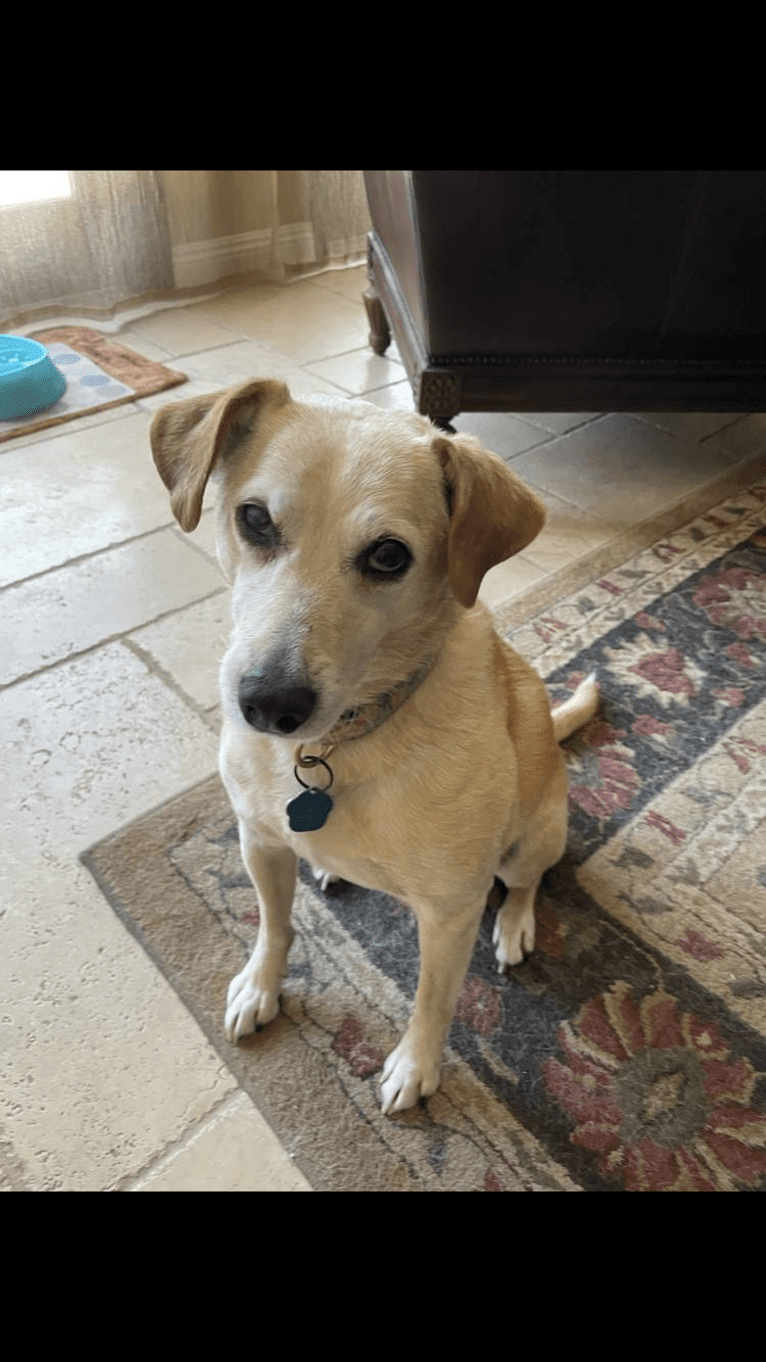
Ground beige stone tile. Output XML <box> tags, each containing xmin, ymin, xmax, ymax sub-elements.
<box><xmin>205</xmin><ymin>701</ymin><xmax>222</xmax><ymax>730</ymax></box>
<box><xmin>0</xmin><ymin>531</ymin><xmax>225</xmax><ymax>687</ymax></box>
<box><xmin>129</xmin><ymin>1091</ymin><xmax>311</xmax><ymax>1191</ymax></box>
<box><xmin>0</xmin><ymin>399</ymin><xmax>145</xmax><ymax>452</ymax></box>
<box><xmin>304</xmin><ymin>347</ymin><xmax>404</xmax><ymax>395</ymax></box>
<box><xmin>360</xmin><ymin>332</ymin><xmax>403</xmax><ymax>367</ymax></box>
<box><xmin>363</xmin><ymin>380</ymin><xmax>416</xmax><ymax>412</ymax></box>
<box><xmin>190</xmin><ymin>282</ymin><xmax>284</xmax><ymax>325</ymax></box>
<box><xmin>160</xmin><ymin>338</ymin><xmax>285</xmax><ymax>388</ymax></box>
<box><xmin>138</xmin><ymin>368</ymin><xmax>349</xmax><ymax>425</ymax></box>
<box><xmin>701</xmin><ymin>412</ymin><xmax>766</xmax><ymax>458</ymax></box>
<box><xmin>479</xmin><ymin>552</ymin><xmax>547</xmax><ymax>610</ymax></box>
<box><xmin>135</xmin><ymin>375</ymin><xmax>227</xmax><ymax>413</ymax></box>
<box><xmin>192</xmin><ymin>279</ymin><xmax>369</xmax><ymax>365</ymax></box>
<box><xmin>109</xmin><ymin>329</ymin><xmax>178</xmax><ymax>363</ymax></box>
<box><xmin>129</xmin><ymin>590</ymin><xmax>231</xmax><ymax>711</ymax></box>
<box><xmin>0</xmin><ymin>629</ymin><xmax>235</xmax><ymax>1192</ymax></box>
<box><xmin>509</xmin><ymin>413</ymin><xmax>742</xmax><ymax>528</ymax></box>
<box><xmin>454</xmin><ymin>411</ymin><xmax>557</xmax><ymax>458</ymax></box>
<box><xmin>0</xmin><ymin>857</ymin><xmax>237</xmax><ymax>1191</ymax></box>
<box><xmin>522</xmin><ymin>491</ymin><xmax>614</xmax><ymax>574</ymax></box>
<box><xmin>0</xmin><ymin>643</ymin><xmax>219</xmax><ymax>880</ymax></box>
<box><xmin>124</xmin><ymin>308</ymin><xmax>241</xmax><ymax>358</ymax></box>
<box><xmin>506</xmin><ymin>412</ymin><xmax>604</xmax><ymax>436</ymax></box>
<box><xmin>161</xmin><ymin>338</ymin><xmax>351</xmax><ymax>400</ymax></box>
<box><xmin>182</xmin><ymin>506</ymin><xmax>221</xmax><ymax>564</ymax></box>
<box><xmin>0</xmin><ymin>411</ymin><xmax>170</xmax><ymax>586</ymax></box>
<box><xmin>308</xmin><ymin>264</ymin><xmax>368</xmax><ymax>304</ymax></box>
<box><xmin>632</xmin><ymin>412</ymin><xmax>746</xmax><ymax>443</ymax></box>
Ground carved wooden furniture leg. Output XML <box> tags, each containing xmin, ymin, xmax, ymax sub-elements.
<box><xmin>364</xmin><ymin>282</ymin><xmax>391</xmax><ymax>355</ymax></box>
<box><xmin>417</xmin><ymin>370</ymin><xmax>460</xmax><ymax>429</ymax></box>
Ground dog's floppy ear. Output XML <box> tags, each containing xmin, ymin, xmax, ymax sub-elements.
<box><xmin>150</xmin><ymin>378</ymin><xmax>290</xmax><ymax>531</ymax></box>
<box><xmin>434</xmin><ymin>433</ymin><xmax>546</xmax><ymax>608</ymax></box>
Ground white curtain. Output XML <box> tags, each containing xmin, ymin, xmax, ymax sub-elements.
<box><xmin>0</xmin><ymin>170</ymin><xmax>371</xmax><ymax>333</ymax></box>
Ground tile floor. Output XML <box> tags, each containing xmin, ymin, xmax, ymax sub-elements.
<box><xmin>2</xmin><ymin>265</ymin><xmax>765</xmax><ymax>1191</ymax></box>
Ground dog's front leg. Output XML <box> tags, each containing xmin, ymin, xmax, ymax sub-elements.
<box><xmin>225</xmin><ymin>829</ymin><xmax>297</xmax><ymax>1042</ymax></box>
<box><xmin>380</xmin><ymin>897</ymin><xmax>485</xmax><ymax>1114</ymax></box>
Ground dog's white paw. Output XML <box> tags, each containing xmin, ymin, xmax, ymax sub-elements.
<box><xmin>312</xmin><ymin>866</ymin><xmax>340</xmax><ymax>892</ymax></box>
<box><xmin>379</xmin><ymin>1036</ymin><xmax>441</xmax><ymax>1114</ymax></box>
<box><xmin>225</xmin><ymin>964</ymin><xmax>280</xmax><ymax>1042</ymax></box>
<box><xmin>493</xmin><ymin>905</ymin><xmax>536</xmax><ymax>972</ymax></box>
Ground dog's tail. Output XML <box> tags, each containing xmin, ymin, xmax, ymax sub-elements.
<box><xmin>552</xmin><ymin>671</ymin><xmax>600</xmax><ymax>743</ymax></box>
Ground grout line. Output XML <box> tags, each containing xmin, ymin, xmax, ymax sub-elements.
<box><xmin>0</xmin><ymin>402</ymin><xmax>147</xmax><ymax>455</ymax></box>
<box><xmin>113</xmin><ymin>1088</ymin><xmax>247</xmax><ymax>1191</ymax></box>
<box><xmin>168</xmin><ymin>521</ymin><xmax>221</xmax><ymax>568</ymax></box>
<box><xmin>0</xmin><ymin>517</ymin><xmax>221</xmax><ymax>594</ymax></box>
<box><xmin>0</xmin><ymin>588</ymin><xmax>228</xmax><ymax>695</ymax></box>
<box><xmin>122</xmin><ymin>635</ymin><xmax>222</xmax><ymax>733</ymax></box>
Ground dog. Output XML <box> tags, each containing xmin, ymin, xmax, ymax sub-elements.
<box><xmin>150</xmin><ymin>379</ymin><xmax>599</xmax><ymax>1114</ymax></box>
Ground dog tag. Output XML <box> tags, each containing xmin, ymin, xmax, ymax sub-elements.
<box><xmin>286</xmin><ymin>788</ymin><xmax>334</xmax><ymax>832</ymax></box>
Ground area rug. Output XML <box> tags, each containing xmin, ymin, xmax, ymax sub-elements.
<box><xmin>0</xmin><ymin>327</ymin><xmax>186</xmax><ymax>444</ymax></box>
<box><xmin>82</xmin><ymin>479</ymin><xmax>766</xmax><ymax>1192</ymax></box>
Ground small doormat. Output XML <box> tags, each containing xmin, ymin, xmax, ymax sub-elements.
<box><xmin>0</xmin><ymin>327</ymin><xmax>186</xmax><ymax>444</ymax></box>
<box><xmin>82</xmin><ymin>479</ymin><xmax>766</xmax><ymax>1192</ymax></box>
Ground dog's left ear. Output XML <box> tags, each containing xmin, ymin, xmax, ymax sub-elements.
<box><xmin>434</xmin><ymin>433</ymin><xmax>546</xmax><ymax>608</ymax></box>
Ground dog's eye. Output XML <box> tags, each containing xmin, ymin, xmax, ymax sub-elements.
<box><xmin>237</xmin><ymin>502</ymin><xmax>274</xmax><ymax>544</ymax></box>
<box><xmin>365</xmin><ymin>539</ymin><xmax>411</xmax><ymax>576</ymax></box>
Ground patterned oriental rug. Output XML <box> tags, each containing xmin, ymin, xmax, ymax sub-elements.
<box><xmin>82</xmin><ymin>479</ymin><xmax>766</xmax><ymax>1192</ymax></box>
<box><xmin>0</xmin><ymin>327</ymin><xmax>186</xmax><ymax>444</ymax></box>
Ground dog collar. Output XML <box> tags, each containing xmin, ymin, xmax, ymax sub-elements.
<box><xmin>323</xmin><ymin>652</ymin><xmax>435</xmax><ymax>745</ymax></box>
<box><xmin>286</xmin><ymin>653</ymin><xmax>435</xmax><ymax>832</ymax></box>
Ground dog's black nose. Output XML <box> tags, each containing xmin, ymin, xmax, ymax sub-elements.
<box><xmin>238</xmin><ymin>676</ymin><xmax>317</xmax><ymax>734</ymax></box>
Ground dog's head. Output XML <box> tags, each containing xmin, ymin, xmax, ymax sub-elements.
<box><xmin>151</xmin><ymin>379</ymin><xmax>545</xmax><ymax>741</ymax></box>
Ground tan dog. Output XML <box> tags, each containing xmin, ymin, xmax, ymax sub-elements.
<box><xmin>151</xmin><ymin>379</ymin><xmax>598</xmax><ymax>1114</ymax></box>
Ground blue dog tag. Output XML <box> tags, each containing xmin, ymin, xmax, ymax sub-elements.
<box><xmin>286</xmin><ymin>788</ymin><xmax>334</xmax><ymax>832</ymax></box>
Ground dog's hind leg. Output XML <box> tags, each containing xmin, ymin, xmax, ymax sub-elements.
<box><xmin>492</xmin><ymin>764</ymin><xmax>569</xmax><ymax>971</ymax></box>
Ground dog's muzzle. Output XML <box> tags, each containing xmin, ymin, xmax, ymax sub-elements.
<box><xmin>238</xmin><ymin>673</ymin><xmax>317</xmax><ymax>735</ymax></box>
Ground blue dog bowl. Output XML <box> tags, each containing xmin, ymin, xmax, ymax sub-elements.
<box><xmin>0</xmin><ymin>335</ymin><xmax>67</xmax><ymax>420</ymax></box>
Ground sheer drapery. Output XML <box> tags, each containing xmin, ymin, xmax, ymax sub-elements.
<box><xmin>0</xmin><ymin>170</ymin><xmax>371</xmax><ymax>333</ymax></box>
